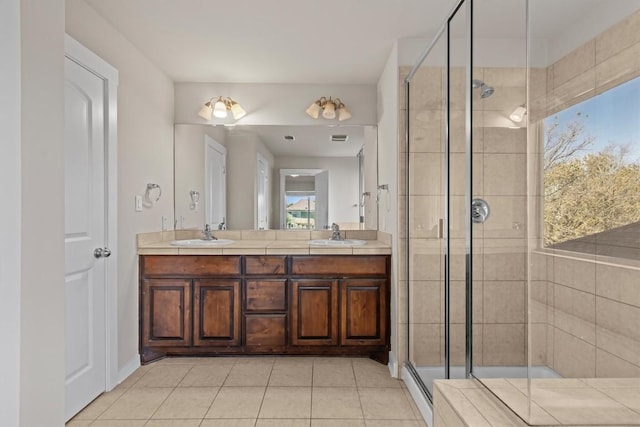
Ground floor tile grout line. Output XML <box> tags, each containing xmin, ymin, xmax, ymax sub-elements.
<box><xmin>310</xmin><ymin>361</ymin><xmax>315</xmax><ymax>424</ymax></box>
<box><xmin>202</xmin><ymin>360</ymin><xmax>259</xmax><ymax>422</ymax></box>
<box><xmin>253</xmin><ymin>359</ymin><xmax>274</xmax><ymax>424</ymax></box>
<box><xmin>353</xmin><ymin>359</ymin><xmax>368</xmax><ymax>421</ymax></box>
<box><xmin>85</xmin><ymin>365</ymin><xmax>165</xmax><ymax>423</ymax></box>
<box><xmin>71</xmin><ymin>386</ymin><xmax>123</xmax><ymax>422</ymax></box>
<box><xmin>145</xmin><ymin>365</ymin><xmax>193</xmax><ymax>422</ymax></box>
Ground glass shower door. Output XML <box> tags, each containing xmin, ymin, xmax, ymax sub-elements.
<box><xmin>405</xmin><ymin>0</ymin><xmax>475</xmax><ymax>399</ymax></box>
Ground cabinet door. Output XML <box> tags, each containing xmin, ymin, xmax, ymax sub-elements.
<box><xmin>290</xmin><ymin>280</ymin><xmax>338</xmax><ymax>346</ymax></box>
<box><xmin>340</xmin><ymin>279</ymin><xmax>387</xmax><ymax>346</ymax></box>
<box><xmin>194</xmin><ymin>279</ymin><xmax>241</xmax><ymax>347</ymax></box>
<box><xmin>142</xmin><ymin>279</ymin><xmax>191</xmax><ymax>347</ymax></box>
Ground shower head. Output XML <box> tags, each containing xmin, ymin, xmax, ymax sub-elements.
<box><xmin>472</xmin><ymin>79</ymin><xmax>495</xmax><ymax>99</ymax></box>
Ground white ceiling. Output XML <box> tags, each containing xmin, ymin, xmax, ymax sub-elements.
<box><xmin>228</xmin><ymin>125</ymin><xmax>366</xmax><ymax>158</ymax></box>
<box><xmin>84</xmin><ymin>0</ymin><xmax>457</xmax><ymax>84</ymax></box>
<box><xmin>83</xmin><ymin>0</ymin><xmax>639</xmax><ymax>84</ymax></box>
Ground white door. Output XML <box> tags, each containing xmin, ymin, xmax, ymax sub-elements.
<box><xmin>256</xmin><ymin>154</ymin><xmax>269</xmax><ymax>230</ymax></box>
<box><xmin>205</xmin><ymin>135</ymin><xmax>226</xmax><ymax>228</ymax></box>
<box><xmin>64</xmin><ymin>57</ymin><xmax>108</xmax><ymax>420</ymax></box>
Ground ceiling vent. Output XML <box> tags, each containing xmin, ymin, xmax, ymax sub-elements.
<box><xmin>283</xmin><ymin>135</ymin><xmax>295</xmax><ymax>142</ymax></box>
<box><xmin>330</xmin><ymin>134</ymin><xmax>349</xmax><ymax>143</ymax></box>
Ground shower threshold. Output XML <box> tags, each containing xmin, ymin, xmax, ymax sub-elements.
<box><xmin>415</xmin><ymin>365</ymin><xmax>561</xmax><ymax>395</ymax></box>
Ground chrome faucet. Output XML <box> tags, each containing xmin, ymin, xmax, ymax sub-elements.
<box><xmin>202</xmin><ymin>224</ymin><xmax>217</xmax><ymax>240</ymax></box>
<box><xmin>330</xmin><ymin>223</ymin><xmax>342</xmax><ymax>241</ymax></box>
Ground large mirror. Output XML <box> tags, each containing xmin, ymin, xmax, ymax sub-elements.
<box><xmin>174</xmin><ymin>124</ymin><xmax>378</xmax><ymax>230</ymax></box>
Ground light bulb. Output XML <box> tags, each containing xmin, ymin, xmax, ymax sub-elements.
<box><xmin>213</xmin><ymin>98</ymin><xmax>228</xmax><ymax>118</ymax></box>
<box><xmin>509</xmin><ymin>105</ymin><xmax>527</xmax><ymax>122</ymax></box>
<box><xmin>322</xmin><ymin>100</ymin><xmax>336</xmax><ymax>119</ymax></box>
<box><xmin>197</xmin><ymin>102</ymin><xmax>213</xmax><ymax>120</ymax></box>
<box><xmin>306</xmin><ymin>101</ymin><xmax>321</xmax><ymax>119</ymax></box>
<box><xmin>230</xmin><ymin>102</ymin><xmax>246</xmax><ymax>120</ymax></box>
<box><xmin>337</xmin><ymin>105</ymin><xmax>351</xmax><ymax>121</ymax></box>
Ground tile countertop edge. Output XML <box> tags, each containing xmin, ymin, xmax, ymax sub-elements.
<box><xmin>137</xmin><ymin>239</ymin><xmax>391</xmax><ymax>255</ymax></box>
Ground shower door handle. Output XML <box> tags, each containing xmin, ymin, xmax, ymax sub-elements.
<box><xmin>471</xmin><ymin>199</ymin><xmax>490</xmax><ymax>224</ymax></box>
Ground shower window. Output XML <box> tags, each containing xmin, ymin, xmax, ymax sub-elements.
<box><xmin>543</xmin><ymin>76</ymin><xmax>640</xmax><ymax>258</ymax></box>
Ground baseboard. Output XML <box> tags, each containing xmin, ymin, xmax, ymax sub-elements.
<box><xmin>388</xmin><ymin>350</ymin><xmax>398</xmax><ymax>378</ymax></box>
<box><xmin>117</xmin><ymin>355</ymin><xmax>141</xmax><ymax>385</ymax></box>
<box><xmin>402</xmin><ymin>365</ymin><xmax>433</xmax><ymax>427</ymax></box>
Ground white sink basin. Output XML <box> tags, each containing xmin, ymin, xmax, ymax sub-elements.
<box><xmin>170</xmin><ymin>239</ymin><xmax>234</xmax><ymax>247</ymax></box>
<box><xmin>309</xmin><ymin>239</ymin><xmax>367</xmax><ymax>246</ymax></box>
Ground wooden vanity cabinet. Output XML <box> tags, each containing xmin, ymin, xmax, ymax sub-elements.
<box><xmin>340</xmin><ymin>278</ymin><xmax>387</xmax><ymax>346</ymax></box>
<box><xmin>290</xmin><ymin>279</ymin><xmax>339</xmax><ymax>346</ymax></box>
<box><xmin>139</xmin><ymin>254</ymin><xmax>390</xmax><ymax>364</ymax></box>
<box><xmin>244</xmin><ymin>256</ymin><xmax>288</xmax><ymax>351</ymax></box>
<box><xmin>193</xmin><ymin>279</ymin><xmax>241</xmax><ymax>347</ymax></box>
<box><xmin>141</xmin><ymin>279</ymin><xmax>191</xmax><ymax>347</ymax></box>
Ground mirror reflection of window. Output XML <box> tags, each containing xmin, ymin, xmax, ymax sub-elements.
<box><xmin>543</xmin><ymin>76</ymin><xmax>640</xmax><ymax>257</ymax></box>
<box><xmin>284</xmin><ymin>174</ymin><xmax>317</xmax><ymax>229</ymax></box>
<box><xmin>286</xmin><ymin>193</ymin><xmax>316</xmax><ymax>229</ymax></box>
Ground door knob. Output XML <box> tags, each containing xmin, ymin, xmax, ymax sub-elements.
<box><xmin>94</xmin><ymin>247</ymin><xmax>112</xmax><ymax>258</ymax></box>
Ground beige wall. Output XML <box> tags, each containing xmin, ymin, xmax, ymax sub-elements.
<box><xmin>20</xmin><ymin>0</ymin><xmax>67</xmax><ymax>425</ymax></box>
<box><xmin>529</xmin><ymin>9</ymin><xmax>640</xmax><ymax>378</ymax></box>
<box><xmin>66</xmin><ymin>0</ymin><xmax>175</xmax><ymax>373</ymax></box>
<box><xmin>377</xmin><ymin>42</ymin><xmax>401</xmax><ymax>374</ymax></box>
<box><xmin>532</xmin><ymin>252</ymin><xmax>640</xmax><ymax>378</ymax></box>
<box><xmin>0</xmin><ymin>0</ymin><xmax>22</xmax><ymax>424</ymax></box>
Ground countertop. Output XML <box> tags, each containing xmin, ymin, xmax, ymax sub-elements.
<box><xmin>137</xmin><ymin>230</ymin><xmax>392</xmax><ymax>256</ymax></box>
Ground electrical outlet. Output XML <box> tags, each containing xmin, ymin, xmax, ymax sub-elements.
<box><xmin>161</xmin><ymin>215</ymin><xmax>169</xmax><ymax>231</ymax></box>
<box><xmin>135</xmin><ymin>195</ymin><xmax>143</xmax><ymax>212</ymax></box>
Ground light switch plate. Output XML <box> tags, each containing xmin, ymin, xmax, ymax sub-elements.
<box><xmin>161</xmin><ymin>215</ymin><xmax>169</xmax><ymax>231</ymax></box>
<box><xmin>135</xmin><ymin>195</ymin><xmax>143</xmax><ymax>212</ymax></box>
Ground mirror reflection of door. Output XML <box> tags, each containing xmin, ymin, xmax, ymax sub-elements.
<box><xmin>256</xmin><ymin>153</ymin><xmax>269</xmax><ymax>230</ymax></box>
<box><xmin>204</xmin><ymin>135</ymin><xmax>226</xmax><ymax>229</ymax></box>
<box><xmin>314</xmin><ymin>171</ymin><xmax>329</xmax><ymax>229</ymax></box>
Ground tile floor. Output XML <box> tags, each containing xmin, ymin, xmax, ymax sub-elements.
<box><xmin>67</xmin><ymin>356</ymin><xmax>427</xmax><ymax>427</ymax></box>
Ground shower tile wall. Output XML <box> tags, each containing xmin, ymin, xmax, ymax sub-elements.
<box><xmin>528</xmin><ymin>9</ymin><xmax>640</xmax><ymax>379</ymax></box>
<box><xmin>400</xmin><ymin>64</ymin><xmax>528</xmax><ymax>368</ymax></box>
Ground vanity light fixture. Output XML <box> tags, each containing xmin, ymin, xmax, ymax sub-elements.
<box><xmin>198</xmin><ymin>96</ymin><xmax>247</xmax><ymax>121</ymax></box>
<box><xmin>509</xmin><ymin>104</ymin><xmax>527</xmax><ymax>122</ymax></box>
<box><xmin>305</xmin><ymin>97</ymin><xmax>351</xmax><ymax>121</ymax></box>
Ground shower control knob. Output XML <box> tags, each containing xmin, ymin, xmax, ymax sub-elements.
<box><xmin>94</xmin><ymin>247</ymin><xmax>112</xmax><ymax>258</ymax></box>
<box><xmin>471</xmin><ymin>198</ymin><xmax>490</xmax><ymax>224</ymax></box>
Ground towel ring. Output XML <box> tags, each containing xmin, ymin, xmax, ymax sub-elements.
<box><xmin>145</xmin><ymin>183</ymin><xmax>162</xmax><ymax>203</ymax></box>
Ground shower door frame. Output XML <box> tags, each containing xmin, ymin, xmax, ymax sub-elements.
<box><xmin>404</xmin><ymin>0</ymin><xmax>475</xmax><ymax>403</ymax></box>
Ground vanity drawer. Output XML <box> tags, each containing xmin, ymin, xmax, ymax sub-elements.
<box><xmin>246</xmin><ymin>279</ymin><xmax>287</xmax><ymax>311</ymax></box>
<box><xmin>142</xmin><ymin>255</ymin><xmax>241</xmax><ymax>276</ymax></box>
<box><xmin>245</xmin><ymin>256</ymin><xmax>286</xmax><ymax>275</ymax></box>
<box><xmin>290</xmin><ymin>256</ymin><xmax>387</xmax><ymax>276</ymax></box>
<box><xmin>245</xmin><ymin>314</ymin><xmax>287</xmax><ymax>347</ymax></box>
